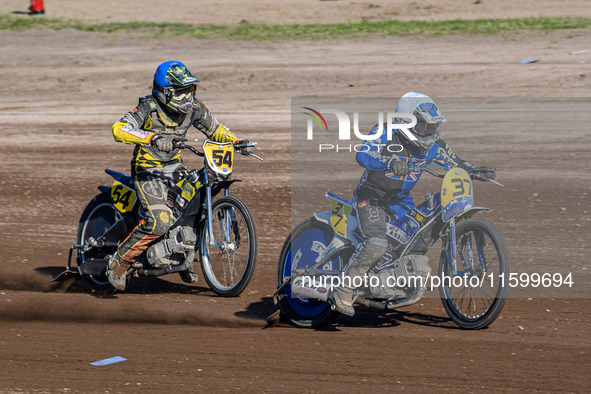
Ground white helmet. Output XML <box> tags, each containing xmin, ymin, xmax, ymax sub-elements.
<box><xmin>395</xmin><ymin>92</ymin><xmax>446</xmax><ymax>149</ymax></box>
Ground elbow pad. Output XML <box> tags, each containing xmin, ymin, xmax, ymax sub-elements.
<box><xmin>112</xmin><ymin>121</ymin><xmax>155</xmax><ymax>145</ymax></box>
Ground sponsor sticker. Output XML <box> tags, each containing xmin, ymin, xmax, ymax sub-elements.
<box><xmin>121</xmin><ymin>125</ymin><xmax>151</xmax><ymax>140</ymax></box>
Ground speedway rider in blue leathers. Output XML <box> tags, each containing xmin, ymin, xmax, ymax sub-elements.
<box><xmin>331</xmin><ymin>92</ymin><xmax>496</xmax><ymax>316</ymax></box>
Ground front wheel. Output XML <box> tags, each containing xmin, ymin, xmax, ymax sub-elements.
<box><xmin>200</xmin><ymin>196</ymin><xmax>257</xmax><ymax>297</ymax></box>
<box><xmin>276</xmin><ymin>217</ymin><xmax>344</xmax><ymax>328</ymax></box>
<box><xmin>439</xmin><ymin>218</ymin><xmax>510</xmax><ymax>329</ymax></box>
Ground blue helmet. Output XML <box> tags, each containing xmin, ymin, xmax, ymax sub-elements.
<box><xmin>152</xmin><ymin>61</ymin><xmax>199</xmax><ymax>114</ymax></box>
<box><xmin>395</xmin><ymin>92</ymin><xmax>446</xmax><ymax>150</ymax></box>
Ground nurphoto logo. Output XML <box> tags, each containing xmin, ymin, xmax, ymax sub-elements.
<box><xmin>302</xmin><ymin>107</ymin><xmax>418</xmax><ymax>152</ymax></box>
<box><xmin>303</xmin><ymin>107</ymin><xmax>418</xmax><ymax>141</ymax></box>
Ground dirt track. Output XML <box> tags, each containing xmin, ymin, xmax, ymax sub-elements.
<box><xmin>0</xmin><ymin>1</ymin><xmax>590</xmax><ymax>392</ymax></box>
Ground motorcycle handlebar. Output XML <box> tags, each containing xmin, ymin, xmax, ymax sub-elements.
<box><xmin>173</xmin><ymin>138</ymin><xmax>263</xmax><ymax>161</ymax></box>
<box><xmin>173</xmin><ymin>139</ymin><xmax>204</xmax><ymax>156</ymax></box>
<box><xmin>407</xmin><ymin>159</ymin><xmax>503</xmax><ymax>187</ymax></box>
<box><xmin>468</xmin><ymin>166</ymin><xmax>504</xmax><ymax>187</ymax></box>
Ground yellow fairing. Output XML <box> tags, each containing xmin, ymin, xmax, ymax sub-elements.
<box><xmin>112</xmin><ymin>121</ymin><xmax>155</xmax><ymax>145</ymax></box>
<box><xmin>203</xmin><ymin>141</ymin><xmax>234</xmax><ymax>176</ymax></box>
<box><xmin>111</xmin><ymin>181</ymin><xmax>137</xmax><ymax>213</ymax></box>
<box><xmin>328</xmin><ymin>196</ymin><xmax>352</xmax><ymax>238</ymax></box>
<box><xmin>441</xmin><ymin>167</ymin><xmax>473</xmax><ymax>208</ymax></box>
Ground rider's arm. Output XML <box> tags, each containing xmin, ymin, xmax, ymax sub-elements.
<box><xmin>436</xmin><ymin>134</ymin><xmax>476</xmax><ymax>171</ymax></box>
<box><xmin>356</xmin><ymin>124</ymin><xmax>398</xmax><ymax>171</ymax></box>
<box><xmin>192</xmin><ymin>98</ymin><xmax>239</xmax><ymax>144</ymax></box>
<box><xmin>112</xmin><ymin>97</ymin><xmax>157</xmax><ymax>145</ymax></box>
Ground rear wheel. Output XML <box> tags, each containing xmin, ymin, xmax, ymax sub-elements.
<box><xmin>439</xmin><ymin>218</ymin><xmax>509</xmax><ymax>329</ymax></box>
<box><xmin>276</xmin><ymin>217</ymin><xmax>344</xmax><ymax>328</ymax></box>
<box><xmin>200</xmin><ymin>196</ymin><xmax>257</xmax><ymax>297</ymax></box>
<box><xmin>76</xmin><ymin>192</ymin><xmax>123</xmax><ymax>290</ymax></box>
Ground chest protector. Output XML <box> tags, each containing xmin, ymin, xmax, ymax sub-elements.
<box><xmin>133</xmin><ymin>97</ymin><xmax>199</xmax><ymax>172</ymax></box>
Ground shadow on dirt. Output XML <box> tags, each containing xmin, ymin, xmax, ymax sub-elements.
<box><xmin>235</xmin><ymin>296</ymin><xmax>275</xmax><ymax>322</ymax></box>
<box><xmin>31</xmin><ymin>266</ymin><xmax>213</xmax><ymax>297</ymax></box>
<box><xmin>240</xmin><ymin>297</ymin><xmax>457</xmax><ymax>330</ymax></box>
<box><xmin>337</xmin><ymin>307</ymin><xmax>455</xmax><ymax>329</ymax></box>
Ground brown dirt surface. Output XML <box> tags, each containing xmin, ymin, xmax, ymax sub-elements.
<box><xmin>0</xmin><ymin>1</ymin><xmax>590</xmax><ymax>393</ymax></box>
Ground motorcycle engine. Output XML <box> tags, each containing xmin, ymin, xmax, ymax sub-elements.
<box><xmin>368</xmin><ymin>254</ymin><xmax>431</xmax><ymax>299</ymax></box>
<box><xmin>145</xmin><ymin>226</ymin><xmax>197</xmax><ymax>268</ymax></box>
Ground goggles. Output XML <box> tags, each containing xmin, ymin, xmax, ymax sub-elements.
<box><xmin>168</xmin><ymin>85</ymin><xmax>197</xmax><ymax>101</ymax></box>
<box><xmin>412</xmin><ymin>121</ymin><xmax>438</xmax><ymax>137</ymax></box>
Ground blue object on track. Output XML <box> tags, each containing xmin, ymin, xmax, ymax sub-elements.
<box><xmin>90</xmin><ymin>356</ymin><xmax>128</xmax><ymax>366</ymax></box>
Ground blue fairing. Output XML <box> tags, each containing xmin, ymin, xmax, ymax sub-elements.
<box><xmin>388</xmin><ymin>192</ymin><xmax>442</xmax><ymax>244</ymax></box>
<box><xmin>415</xmin><ymin>192</ymin><xmax>441</xmax><ymax>217</ymax></box>
<box><xmin>388</xmin><ymin>193</ymin><xmax>416</xmax><ymax>219</ymax></box>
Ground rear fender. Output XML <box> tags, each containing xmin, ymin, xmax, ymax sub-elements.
<box><xmin>105</xmin><ymin>169</ymin><xmax>134</xmax><ymax>188</ymax></box>
<box><xmin>313</xmin><ymin>211</ymin><xmax>332</xmax><ymax>227</ymax></box>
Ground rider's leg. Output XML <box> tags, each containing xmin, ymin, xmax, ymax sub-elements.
<box><xmin>332</xmin><ymin>198</ymin><xmax>388</xmax><ymax>316</ymax></box>
<box><xmin>108</xmin><ymin>171</ymin><xmax>172</xmax><ymax>290</ymax></box>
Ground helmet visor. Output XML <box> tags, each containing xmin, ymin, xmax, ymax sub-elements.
<box><xmin>412</xmin><ymin>121</ymin><xmax>438</xmax><ymax>137</ymax></box>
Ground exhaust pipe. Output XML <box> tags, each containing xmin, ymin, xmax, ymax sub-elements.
<box><xmin>289</xmin><ymin>275</ymin><xmax>330</xmax><ymax>302</ymax></box>
<box><xmin>387</xmin><ymin>288</ymin><xmax>425</xmax><ymax>309</ymax></box>
<box><xmin>355</xmin><ymin>297</ymin><xmax>387</xmax><ymax>310</ymax></box>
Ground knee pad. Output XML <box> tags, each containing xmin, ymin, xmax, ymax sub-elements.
<box><xmin>142</xmin><ymin>210</ymin><xmax>172</xmax><ymax>236</ymax></box>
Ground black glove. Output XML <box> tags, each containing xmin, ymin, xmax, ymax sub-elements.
<box><xmin>484</xmin><ymin>170</ymin><xmax>496</xmax><ymax>180</ymax></box>
<box><xmin>389</xmin><ymin>158</ymin><xmax>409</xmax><ymax>176</ymax></box>
<box><xmin>234</xmin><ymin>139</ymin><xmax>256</xmax><ymax>154</ymax></box>
<box><xmin>470</xmin><ymin>167</ymin><xmax>497</xmax><ymax>181</ymax></box>
<box><xmin>152</xmin><ymin>135</ymin><xmax>173</xmax><ymax>153</ymax></box>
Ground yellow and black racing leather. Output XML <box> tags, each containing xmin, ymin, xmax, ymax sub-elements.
<box><xmin>112</xmin><ymin>94</ymin><xmax>241</xmax><ymax>264</ymax></box>
<box><xmin>112</xmin><ymin>95</ymin><xmax>239</xmax><ymax>175</ymax></box>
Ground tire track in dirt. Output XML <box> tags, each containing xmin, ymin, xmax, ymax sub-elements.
<box><xmin>0</xmin><ymin>292</ymin><xmax>263</xmax><ymax>328</ymax></box>
<box><xmin>0</xmin><ymin>268</ymin><xmax>262</xmax><ymax>328</ymax></box>
<box><xmin>0</xmin><ymin>267</ymin><xmax>51</xmax><ymax>292</ymax></box>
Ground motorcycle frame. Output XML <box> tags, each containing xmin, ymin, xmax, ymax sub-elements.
<box><xmin>65</xmin><ymin>144</ymin><xmax>241</xmax><ymax>276</ymax></box>
<box><xmin>275</xmin><ymin>186</ymin><xmax>490</xmax><ymax>307</ymax></box>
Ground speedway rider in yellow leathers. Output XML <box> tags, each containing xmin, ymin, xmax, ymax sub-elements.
<box><xmin>107</xmin><ymin>61</ymin><xmax>254</xmax><ymax>291</ymax></box>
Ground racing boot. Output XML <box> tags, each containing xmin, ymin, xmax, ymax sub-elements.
<box><xmin>107</xmin><ymin>254</ymin><xmax>132</xmax><ymax>291</ymax></box>
<box><xmin>331</xmin><ymin>237</ymin><xmax>387</xmax><ymax>316</ymax></box>
<box><xmin>179</xmin><ymin>269</ymin><xmax>199</xmax><ymax>284</ymax></box>
<box><xmin>331</xmin><ymin>286</ymin><xmax>356</xmax><ymax>316</ymax></box>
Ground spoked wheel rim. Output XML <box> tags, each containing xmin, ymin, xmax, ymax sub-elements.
<box><xmin>201</xmin><ymin>202</ymin><xmax>252</xmax><ymax>291</ymax></box>
<box><xmin>440</xmin><ymin>219</ymin><xmax>508</xmax><ymax>324</ymax></box>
